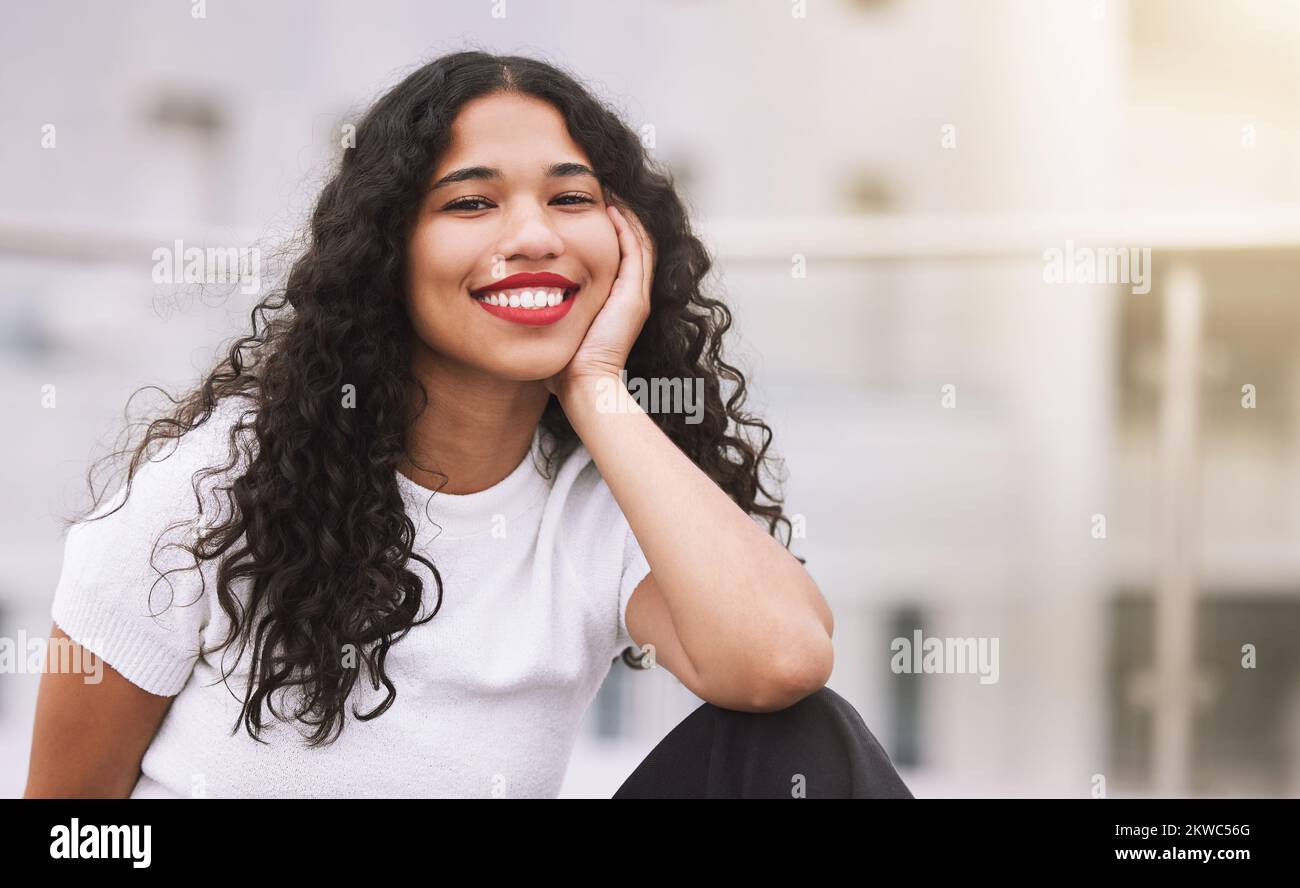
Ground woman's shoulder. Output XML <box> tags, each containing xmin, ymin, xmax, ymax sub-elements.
<box><xmin>82</xmin><ymin>393</ymin><xmax>258</xmax><ymax>528</ymax></box>
<box><xmin>52</xmin><ymin>395</ymin><xmax>260</xmax><ymax>696</ymax></box>
<box><xmin>154</xmin><ymin>393</ymin><xmax>257</xmax><ymax>468</ymax></box>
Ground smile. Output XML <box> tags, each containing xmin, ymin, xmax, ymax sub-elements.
<box><xmin>471</xmin><ymin>286</ymin><xmax>579</xmax><ymax>326</ymax></box>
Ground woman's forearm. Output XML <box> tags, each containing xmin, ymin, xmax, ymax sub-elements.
<box><xmin>558</xmin><ymin>372</ymin><xmax>834</xmax><ymax>690</ymax></box>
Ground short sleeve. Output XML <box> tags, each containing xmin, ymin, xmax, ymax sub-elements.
<box><xmin>50</xmin><ymin>401</ymin><xmax>249</xmax><ymax>696</ymax></box>
<box><xmin>616</xmin><ymin>522</ymin><xmax>652</xmax><ymax>655</ymax></box>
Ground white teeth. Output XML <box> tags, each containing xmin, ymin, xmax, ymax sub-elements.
<box><xmin>474</xmin><ymin>286</ymin><xmax>570</xmax><ymax>310</ymax></box>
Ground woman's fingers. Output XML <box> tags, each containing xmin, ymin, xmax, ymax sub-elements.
<box><xmin>609</xmin><ymin>203</ymin><xmax>653</xmax><ymax>300</ymax></box>
<box><xmin>630</xmin><ymin>213</ymin><xmax>653</xmax><ymax>294</ymax></box>
<box><xmin>608</xmin><ymin>204</ymin><xmax>643</xmax><ymax>290</ymax></box>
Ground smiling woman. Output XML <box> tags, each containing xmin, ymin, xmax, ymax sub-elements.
<box><xmin>26</xmin><ymin>50</ymin><xmax>911</xmax><ymax>798</ymax></box>
<box><xmin>402</xmin><ymin>92</ymin><xmax>619</xmax><ymax>382</ymax></box>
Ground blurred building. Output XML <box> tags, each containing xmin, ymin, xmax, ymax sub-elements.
<box><xmin>1</xmin><ymin>0</ymin><xmax>1297</xmax><ymax>797</ymax></box>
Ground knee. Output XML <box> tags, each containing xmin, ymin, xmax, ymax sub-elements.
<box><xmin>710</xmin><ymin>684</ymin><xmax>853</xmax><ymax>726</ymax></box>
<box><xmin>703</xmin><ymin>685</ymin><xmax>914</xmax><ymax>798</ymax></box>
<box><xmin>702</xmin><ymin>685</ymin><xmax>869</xmax><ymax>747</ymax></box>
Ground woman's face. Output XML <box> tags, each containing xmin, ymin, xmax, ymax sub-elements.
<box><xmin>405</xmin><ymin>92</ymin><xmax>620</xmax><ymax>382</ymax></box>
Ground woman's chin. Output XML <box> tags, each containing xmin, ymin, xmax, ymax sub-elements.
<box><xmin>477</xmin><ymin>357</ymin><xmax>574</xmax><ymax>386</ymax></box>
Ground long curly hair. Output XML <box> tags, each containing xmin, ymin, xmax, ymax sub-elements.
<box><xmin>66</xmin><ymin>50</ymin><xmax>802</xmax><ymax>747</ymax></box>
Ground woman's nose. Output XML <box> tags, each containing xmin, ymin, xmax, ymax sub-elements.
<box><xmin>496</xmin><ymin>202</ymin><xmax>564</xmax><ymax>259</ymax></box>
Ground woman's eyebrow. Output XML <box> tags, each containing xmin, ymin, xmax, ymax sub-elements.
<box><xmin>429</xmin><ymin>161</ymin><xmax>598</xmax><ymax>191</ymax></box>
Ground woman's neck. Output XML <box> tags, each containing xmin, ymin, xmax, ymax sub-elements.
<box><xmin>398</xmin><ymin>350</ymin><xmax>550</xmax><ymax>495</ymax></box>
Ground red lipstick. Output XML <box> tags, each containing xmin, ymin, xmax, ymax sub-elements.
<box><xmin>470</xmin><ymin>272</ymin><xmax>581</xmax><ymax>327</ymax></box>
<box><xmin>471</xmin><ymin>272</ymin><xmax>578</xmax><ymax>295</ymax></box>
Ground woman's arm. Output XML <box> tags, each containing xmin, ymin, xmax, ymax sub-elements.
<box><xmin>24</xmin><ymin>623</ymin><xmax>174</xmax><ymax>798</ymax></box>
<box><xmin>560</xmin><ymin>373</ymin><xmax>834</xmax><ymax>710</ymax></box>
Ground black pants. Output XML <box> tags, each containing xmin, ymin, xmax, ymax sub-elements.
<box><xmin>613</xmin><ymin>685</ymin><xmax>914</xmax><ymax>798</ymax></box>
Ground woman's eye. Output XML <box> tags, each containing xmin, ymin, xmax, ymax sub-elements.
<box><xmin>444</xmin><ymin>194</ymin><xmax>595</xmax><ymax>212</ymax></box>
<box><xmin>553</xmin><ymin>193</ymin><xmax>596</xmax><ymax>206</ymax></box>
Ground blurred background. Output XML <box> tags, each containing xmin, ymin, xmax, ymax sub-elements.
<box><xmin>3</xmin><ymin>0</ymin><xmax>1299</xmax><ymax>798</ymax></box>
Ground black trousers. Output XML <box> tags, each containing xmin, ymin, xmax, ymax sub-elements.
<box><xmin>612</xmin><ymin>685</ymin><xmax>914</xmax><ymax>798</ymax></box>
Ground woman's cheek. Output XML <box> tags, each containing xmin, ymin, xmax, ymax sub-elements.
<box><xmin>587</xmin><ymin>220</ymin><xmax>620</xmax><ymax>283</ymax></box>
<box><xmin>406</xmin><ymin>228</ymin><xmax>437</xmax><ymax>291</ymax></box>
<box><xmin>412</xmin><ymin>228</ymin><xmax>469</xmax><ymax>298</ymax></box>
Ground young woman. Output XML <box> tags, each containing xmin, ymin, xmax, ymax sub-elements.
<box><xmin>25</xmin><ymin>51</ymin><xmax>912</xmax><ymax>798</ymax></box>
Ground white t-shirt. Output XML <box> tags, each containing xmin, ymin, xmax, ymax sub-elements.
<box><xmin>49</xmin><ymin>395</ymin><xmax>652</xmax><ymax>798</ymax></box>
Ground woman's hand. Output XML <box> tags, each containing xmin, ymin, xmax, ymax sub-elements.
<box><xmin>545</xmin><ymin>201</ymin><xmax>654</xmax><ymax>400</ymax></box>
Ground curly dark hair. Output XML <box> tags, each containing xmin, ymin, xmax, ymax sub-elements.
<box><xmin>65</xmin><ymin>49</ymin><xmax>802</xmax><ymax>748</ymax></box>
